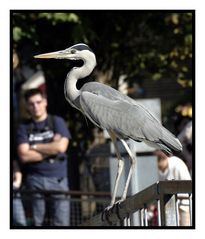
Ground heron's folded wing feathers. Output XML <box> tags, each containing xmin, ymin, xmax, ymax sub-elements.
<box><xmin>80</xmin><ymin>91</ymin><xmax>165</xmax><ymax>142</ymax></box>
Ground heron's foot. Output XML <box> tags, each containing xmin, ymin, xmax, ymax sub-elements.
<box><xmin>113</xmin><ymin>199</ymin><xmax>126</xmax><ymax>221</ymax></box>
<box><xmin>101</xmin><ymin>200</ymin><xmax>125</xmax><ymax>221</ymax></box>
<box><xmin>101</xmin><ymin>205</ymin><xmax>114</xmax><ymax>223</ymax></box>
<box><xmin>114</xmin><ymin>198</ymin><xmax>125</xmax><ymax>205</ymax></box>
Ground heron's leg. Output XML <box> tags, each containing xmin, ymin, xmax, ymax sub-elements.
<box><xmin>119</xmin><ymin>139</ymin><xmax>136</xmax><ymax>201</ymax></box>
<box><xmin>108</xmin><ymin>131</ymin><xmax>124</xmax><ymax>207</ymax></box>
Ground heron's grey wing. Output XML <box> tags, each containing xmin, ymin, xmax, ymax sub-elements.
<box><xmin>82</xmin><ymin>82</ymin><xmax>161</xmax><ymax>123</ymax></box>
<box><xmin>80</xmin><ymin>91</ymin><xmax>182</xmax><ymax>153</ymax></box>
<box><xmin>80</xmin><ymin>92</ymin><xmax>143</xmax><ymax>137</ymax></box>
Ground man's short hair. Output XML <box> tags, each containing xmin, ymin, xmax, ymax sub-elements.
<box><xmin>24</xmin><ymin>88</ymin><xmax>45</xmax><ymax>102</ymax></box>
<box><xmin>154</xmin><ymin>150</ymin><xmax>168</xmax><ymax>161</ymax></box>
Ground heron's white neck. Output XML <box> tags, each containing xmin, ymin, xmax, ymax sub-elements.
<box><xmin>64</xmin><ymin>53</ymin><xmax>96</xmax><ymax>107</ymax></box>
<box><xmin>65</xmin><ymin>70</ymin><xmax>79</xmax><ymax>103</ymax></box>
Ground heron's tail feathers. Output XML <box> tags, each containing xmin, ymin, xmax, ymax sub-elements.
<box><xmin>145</xmin><ymin>140</ymin><xmax>174</xmax><ymax>156</ymax></box>
<box><xmin>158</xmin><ymin>127</ymin><xmax>183</xmax><ymax>155</ymax></box>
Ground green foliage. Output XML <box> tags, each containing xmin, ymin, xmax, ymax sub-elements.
<box><xmin>38</xmin><ymin>13</ymin><xmax>80</xmax><ymax>24</ymax></box>
<box><xmin>13</xmin><ymin>11</ymin><xmax>193</xmax><ymax>87</ymax></box>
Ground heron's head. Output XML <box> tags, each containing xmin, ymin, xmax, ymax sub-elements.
<box><xmin>34</xmin><ymin>43</ymin><xmax>96</xmax><ymax>68</ymax></box>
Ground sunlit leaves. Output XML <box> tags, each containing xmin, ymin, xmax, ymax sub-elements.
<box><xmin>13</xmin><ymin>11</ymin><xmax>193</xmax><ymax>89</ymax></box>
<box><xmin>152</xmin><ymin>72</ymin><xmax>162</xmax><ymax>81</ymax></box>
<box><xmin>38</xmin><ymin>13</ymin><xmax>80</xmax><ymax>25</ymax></box>
<box><xmin>13</xmin><ymin>26</ymin><xmax>22</xmax><ymax>42</ymax></box>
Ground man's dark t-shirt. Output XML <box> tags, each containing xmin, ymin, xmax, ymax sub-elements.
<box><xmin>16</xmin><ymin>115</ymin><xmax>71</xmax><ymax>178</ymax></box>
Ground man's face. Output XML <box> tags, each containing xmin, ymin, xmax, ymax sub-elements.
<box><xmin>154</xmin><ymin>150</ymin><xmax>169</xmax><ymax>172</ymax></box>
<box><xmin>27</xmin><ymin>94</ymin><xmax>47</xmax><ymax>120</ymax></box>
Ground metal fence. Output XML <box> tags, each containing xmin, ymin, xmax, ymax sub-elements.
<box><xmin>12</xmin><ymin>180</ymin><xmax>192</xmax><ymax>227</ymax></box>
<box><xmin>13</xmin><ymin>190</ymin><xmax>110</xmax><ymax>227</ymax></box>
<box><xmin>81</xmin><ymin>180</ymin><xmax>193</xmax><ymax>227</ymax></box>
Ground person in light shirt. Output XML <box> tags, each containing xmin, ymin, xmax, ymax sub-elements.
<box><xmin>154</xmin><ymin>150</ymin><xmax>191</xmax><ymax>226</ymax></box>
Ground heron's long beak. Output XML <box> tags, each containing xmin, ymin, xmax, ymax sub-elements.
<box><xmin>34</xmin><ymin>50</ymin><xmax>70</xmax><ymax>59</ymax></box>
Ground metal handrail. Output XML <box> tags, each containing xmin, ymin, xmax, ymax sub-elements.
<box><xmin>80</xmin><ymin>180</ymin><xmax>192</xmax><ymax>226</ymax></box>
<box><xmin>13</xmin><ymin>189</ymin><xmax>111</xmax><ymax>197</ymax></box>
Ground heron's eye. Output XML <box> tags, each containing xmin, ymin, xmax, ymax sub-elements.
<box><xmin>71</xmin><ymin>49</ymin><xmax>76</xmax><ymax>54</ymax></box>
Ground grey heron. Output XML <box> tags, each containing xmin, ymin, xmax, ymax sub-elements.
<box><xmin>34</xmin><ymin>43</ymin><xmax>182</xmax><ymax>211</ymax></box>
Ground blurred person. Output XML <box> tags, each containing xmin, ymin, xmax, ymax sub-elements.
<box><xmin>178</xmin><ymin>120</ymin><xmax>192</xmax><ymax>174</ymax></box>
<box><xmin>147</xmin><ymin>204</ymin><xmax>158</xmax><ymax>226</ymax></box>
<box><xmin>154</xmin><ymin>150</ymin><xmax>191</xmax><ymax>226</ymax></box>
<box><xmin>13</xmin><ymin>160</ymin><xmax>27</xmax><ymax>226</ymax></box>
<box><xmin>16</xmin><ymin>89</ymin><xmax>71</xmax><ymax>226</ymax></box>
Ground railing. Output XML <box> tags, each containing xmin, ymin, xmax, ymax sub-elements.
<box><xmin>12</xmin><ymin>180</ymin><xmax>192</xmax><ymax>227</ymax></box>
<box><xmin>81</xmin><ymin>180</ymin><xmax>193</xmax><ymax>227</ymax></box>
<box><xmin>12</xmin><ymin>190</ymin><xmax>110</xmax><ymax>227</ymax></box>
